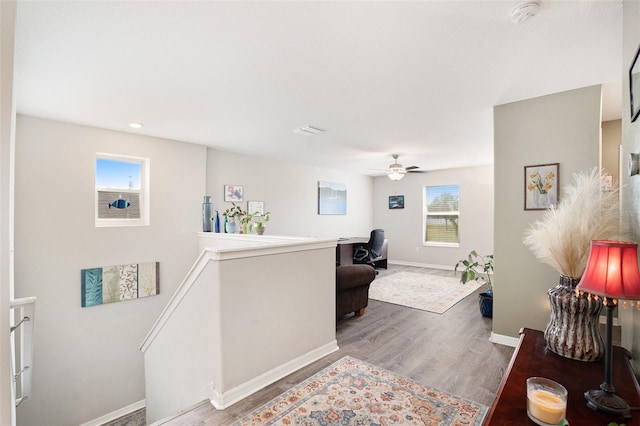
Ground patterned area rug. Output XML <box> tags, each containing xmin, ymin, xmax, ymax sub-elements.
<box><xmin>369</xmin><ymin>271</ymin><xmax>483</xmax><ymax>314</ymax></box>
<box><xmin>234</xmin><ymin>356</ymin><xmax>487</xmax><ymax>426</ymax></box>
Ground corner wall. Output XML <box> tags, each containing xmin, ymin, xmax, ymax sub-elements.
<box><xmin>14</xmin><ymin>115</ymin><xmax>206</xmax><ymax>425</ymax></box>
<box><xmin>493</xmin><ymin>85</ymin><xmax>601</xmax><ymax>338</ymax></box>
<box><xmin>371</xmin><ymin>165</ymin><xmax>493</xmax><ymax>268</ymax></box>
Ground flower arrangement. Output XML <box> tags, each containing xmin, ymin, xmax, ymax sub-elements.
<box><xmin>527</xmin><ymin>169</ymin><xmax>555</xmax><ymax>195</ymax></box>
<box><xmin>523</xmin><ymin>168</ymin><xmax>622</xmax><ymax>278</ymax></box>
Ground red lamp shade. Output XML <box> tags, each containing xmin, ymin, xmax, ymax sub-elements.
<box><xmin>577</xmin><ymin>240</ymin><xmax>640</xmax><ymax>301</ymax></box>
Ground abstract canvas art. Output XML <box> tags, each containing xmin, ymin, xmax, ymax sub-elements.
<box><xmin>81</xmin><ymin>262</ymin><xmax>159</xmax><ymax>307</ymax></box>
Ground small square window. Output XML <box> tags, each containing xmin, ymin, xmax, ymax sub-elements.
<box><xmin>95</xmin><ymin>154</ymin><xmax>149</xmax><ymax>227</ymax></box>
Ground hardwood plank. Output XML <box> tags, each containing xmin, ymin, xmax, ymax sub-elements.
<box><xmin>159</xmin><ymin>265</ymin><xmax>514</xmax><ymax>425</ymax></box>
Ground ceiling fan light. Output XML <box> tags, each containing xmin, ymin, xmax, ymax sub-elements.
<box><xmin>388</xmin><ymin>170</ymin><xmax>405</xmax><ymax>181</ymax></box>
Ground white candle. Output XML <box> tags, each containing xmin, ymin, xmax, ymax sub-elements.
<box><xmin>526</xmin><ymin>377</ymin><xmax>568</xmax><ymax>426</ymax></box>
<box><xmin>528</xmin><ymin>388</ymin><xmax>567</xmax><ymax>424</ymax></box>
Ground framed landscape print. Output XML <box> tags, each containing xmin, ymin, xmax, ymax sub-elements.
<box><xmin>318</xmin><ymin>181</ymin><xmax>346</xmax><ymax>215</ymax></box>
<box><xmin>524</xmin><ymin>163</ymin><xmax>559</xmax><ymax>210</ymax></box>
<box><xmin>389</xmin><ymin>195</ymin><xmax>404</xmax><ymax>209</ymax></box>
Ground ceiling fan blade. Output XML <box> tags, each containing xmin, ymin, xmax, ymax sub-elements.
<box><xmin>404</xmin><ymin>166</ymin><xmax>420</xmax><ymax>171</ymax></box>
<box><xmin>406</xmin><ymin>169</ymin><xmax>428</xmax><ymax>173</ymax></box>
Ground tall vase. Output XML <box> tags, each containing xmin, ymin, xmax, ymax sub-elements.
<box><xmin>202</xmin><ymin>196</ymin><xmax>213</xmax><ymax>232</ymax></box>
<box><xmin>544</xmin><ymin>275</ymin><xmax>604</xmax><ymax>362</ymax></box>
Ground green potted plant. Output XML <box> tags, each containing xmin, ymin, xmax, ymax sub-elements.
<box><xmin>455</xmin><ymin>250</ymin><xmax>493</xmax><ymax>317</ymax></box>
<box><xmin>222</xmin><ymin>202</ymin><xmax>247</xmax><ymax>233</ymax></box>
<box><xmin>250</xmin><ymin>212</ymin><xmax>270</xmax><ymax>235</ymax></box>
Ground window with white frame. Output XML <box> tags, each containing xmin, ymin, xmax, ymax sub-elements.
<box><xmin>424</xmin><ymin>184</ymin><xmax>459</xmax><ymax>246</ymax></box>
<box><xmin>95</xmin><ymin>153</ymin><xmax>149</xmax><ymax>227</ymax></box>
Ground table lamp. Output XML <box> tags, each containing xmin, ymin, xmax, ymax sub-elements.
<box><xmin>576</xmin><ymin>240</ymin><xmax>640</xmax><ymax>419</ymax></box>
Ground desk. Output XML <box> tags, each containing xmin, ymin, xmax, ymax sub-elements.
<box><xmin>484</xmin><ymin>328</ymin><xmax>640</xmax><ymax>425</ymax></box>
<box><xmin>336</xmin><ymin>237</ymin><xmax>388</xmax><ymax>269</ymax></box>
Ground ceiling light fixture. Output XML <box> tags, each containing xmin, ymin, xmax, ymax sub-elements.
<box><xmin>510</xmin><ymin>1</ymin><xmax>540</xmax><ymax>23</ymax></box>
<box><xmin>388</xmin><ymin>169</ymin><xmax>405</xmax><ymax>181</ymax></box>
<box><xmin>293</xmin><ymin>125</ymin><xmax>325</xmax><ymax>136</ymax></box>
<box><xmin>129</xmin><ymin>122</ymin><xmax>144</xmax><ymax>129</ymax></box>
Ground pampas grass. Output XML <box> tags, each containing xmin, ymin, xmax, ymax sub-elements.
<box><xmin>523</xmin><ymin>168</ymin><xmax>623</xmax><ymax>278</ymax></box>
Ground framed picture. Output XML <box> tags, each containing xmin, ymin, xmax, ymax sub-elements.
<box><xmin>524</xmin><ymin>163</ymin><xmax>559</xmax><ymax>210</ymax></box>
<box><xmin>224</xmin><ymin>185</ymin><xmax>243</xmax><ymax>202</ymax></box>
<box><xmin>318</xmin><ymin>181</ymin><xmax>346</xmax><ymax>215</ymax></box>
<box><xmin>630</xmin><ymin>43</ymin><xmax>640</xmax><ymax>123</ymax></box>
<box><xmin>602</xmin><ymin>174</ymin><xmax>613</xmax><ymax>192</ymax></box>
<box><xmin>247</xmin><ymin>200</ymin><xmax>264</xmax><ymax>215</ymax></box>
<box><xmin>389</xmin><ymin>195</ymin><xmax>404</xmax><ymax>209</ymax></box>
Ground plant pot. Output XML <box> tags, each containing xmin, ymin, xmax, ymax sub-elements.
<box><xmin>255</xmin><ymin>226</ymin><xmax>265</xmax><ymax>235</ymax></box>
<box><xmin>225</xmin><ymin>221</ymin><xmax>238</xmax><ymax>234</ymax></box>
<box><xmin>478</xmin><ymin>292</ymin><xmax>493</xmax><ymax>318</ymax></box>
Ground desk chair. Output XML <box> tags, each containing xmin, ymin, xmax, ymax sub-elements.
<box><xmin>353</xmin><ymin>229</ymin><xmax>385</xmax><ymax>270</ymax></box>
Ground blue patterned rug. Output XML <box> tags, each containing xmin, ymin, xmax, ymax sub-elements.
<box><xmin>234</xmin><ymin>356</ymin><xmax>487</xmax><ymax>425</ymax></box>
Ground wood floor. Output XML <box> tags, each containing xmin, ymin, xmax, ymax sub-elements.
<box><xmin>159</xmin><ymin>265</ymin><xmax>515</xmax><ymax>425</ymax></box>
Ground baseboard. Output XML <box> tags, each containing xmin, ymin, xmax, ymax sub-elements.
<box><xmin>490</xmin><ymin>332</ymin><xmax>519</xmax><ymax>347</ymax></box>
<box><xmin>210</xmin><ymin>340</ymin><xmax>339</xmax><ymax>410</ymax></box>
<box><xmin>388</xmin><ymin>260</ymin><xmax>455</xmax><ymax>271</ymax></box>
<box><xmin>78</xmin><ymin>399</ymin><xmax>145</xmax><ymax>426</ymax></box>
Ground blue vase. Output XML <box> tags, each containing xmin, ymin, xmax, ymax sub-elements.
<box><xmin>214</xmin><ymin>211</ymin><xmax>221</xmax><ymax>233</ymax></box>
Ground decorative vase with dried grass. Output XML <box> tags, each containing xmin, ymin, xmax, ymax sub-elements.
<box><xmin>523</xmin><ymin>168</ymin><xmax>622</xmax><ymax>362</ymax></box>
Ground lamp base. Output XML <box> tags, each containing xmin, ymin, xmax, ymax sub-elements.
<box><xmin>584</xmin><ymin>389</ymin><xmax>632</xmax><ymax>419</ymax></box>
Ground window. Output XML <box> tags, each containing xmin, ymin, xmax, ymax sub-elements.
<box><xmin>95</xmin><ymin>153</ymin><xmax>149</xmax><ymax>227</ymax></box>
<box><xmin>424</xmin><ymin>184</ymin><xmax>459</xmax><ymax>246</ymax></box>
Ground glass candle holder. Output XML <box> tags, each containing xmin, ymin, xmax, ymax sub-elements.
<box><xmin>526</xmin><ymin>377</ymin><xmax>568</xmax><ymax>426</ymax></box>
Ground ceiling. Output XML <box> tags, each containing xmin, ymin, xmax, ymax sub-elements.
<box><xmin>14</xmin><ymin>1</ymin><xmax>623</xmax><ymax>176</ymax></box>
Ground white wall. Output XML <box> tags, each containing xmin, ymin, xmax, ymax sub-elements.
<box><xmin>14</xmin><ymin>116</ymin><xmax>206</xmax><ymax>425</ymax></box>
<box><xmin>493</xmin><ymin>86</ymin><xmax>601</xmax><ymax>339</ymax></box>
<box><xmin>602</xmin><ymin>119</ymin><xmax>621</xmax><ymax>182</ymax></box>
<box><xmin>206</xmin><ymin>148</ymin><xmax>373</xmax><ymax>239</ymax></box>
<box><xmin>372</xmin><ymin>166</ymin><xmax>493</xmax><ymax>269</ymax></box>
<box><xmin>1</xmin><ymin>2</ymin><xmax>17</xmax><ymax>425</ymax></box>
<box><xmin>621</xmin><ymin>0</ymin><xmax>640</xmax><ymax>372</ymax></box>
<box><xmin>143</xmin><ymin>238</ymin><xmax>337</xmax><ymax>423</ymax></box>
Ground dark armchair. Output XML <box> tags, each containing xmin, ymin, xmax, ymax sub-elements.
<box><xmin>336</xmin><ymin>264</ymin><xmax>376</xmax><ymax>318</ymax></box>
<box><xmin>353</xmin><ymin>229</ymin><xmax>385</xmax><ymax>268</ymax></box>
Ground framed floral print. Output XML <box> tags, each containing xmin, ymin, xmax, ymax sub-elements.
<box><xmin>224</xmin><ymin>184</ymin><xmax>244</xmax><ymax>202</ymax></box>
<box><xmin>525</xmin><ymin>163</ymin><xmax>559</xmax><ymax>210</ymax></box>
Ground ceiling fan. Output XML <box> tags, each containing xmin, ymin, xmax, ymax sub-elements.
<box><xmin>383</xmin><ymin>154</ymin><xmax>426</xmax><ymax>181</ymax></box>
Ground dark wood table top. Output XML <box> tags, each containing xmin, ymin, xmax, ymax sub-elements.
<box><xmin>336</xmin><ymin>237</ymin><xmax>369</xmax><ymax>245</ymax></box>
<box><xmin>484</xmin><ymin>328</ymin><xmax>640</xmax><ymax>425</ymax></box>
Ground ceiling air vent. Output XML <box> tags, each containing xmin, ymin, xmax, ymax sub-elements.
<box><xmin>293</xmin><ymin>125</ymin><xmax>325</xmax><ymax>136</ymax></box>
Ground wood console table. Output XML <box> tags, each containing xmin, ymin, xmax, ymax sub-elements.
<box><xmin>485</xmin><ymin>328</ymin><xmax>640</xmax><ymax>425</ymax></box>
<box><xmin>336</xmin><ymin>237</ymin><xmax>388</xmax><ymax>269</ymax></box>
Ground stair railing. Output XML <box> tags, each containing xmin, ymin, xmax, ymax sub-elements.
<box><xmin>10</xmin><ymin>296</ymin><xmax>36</xmax><ymax>407</ymax></box>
